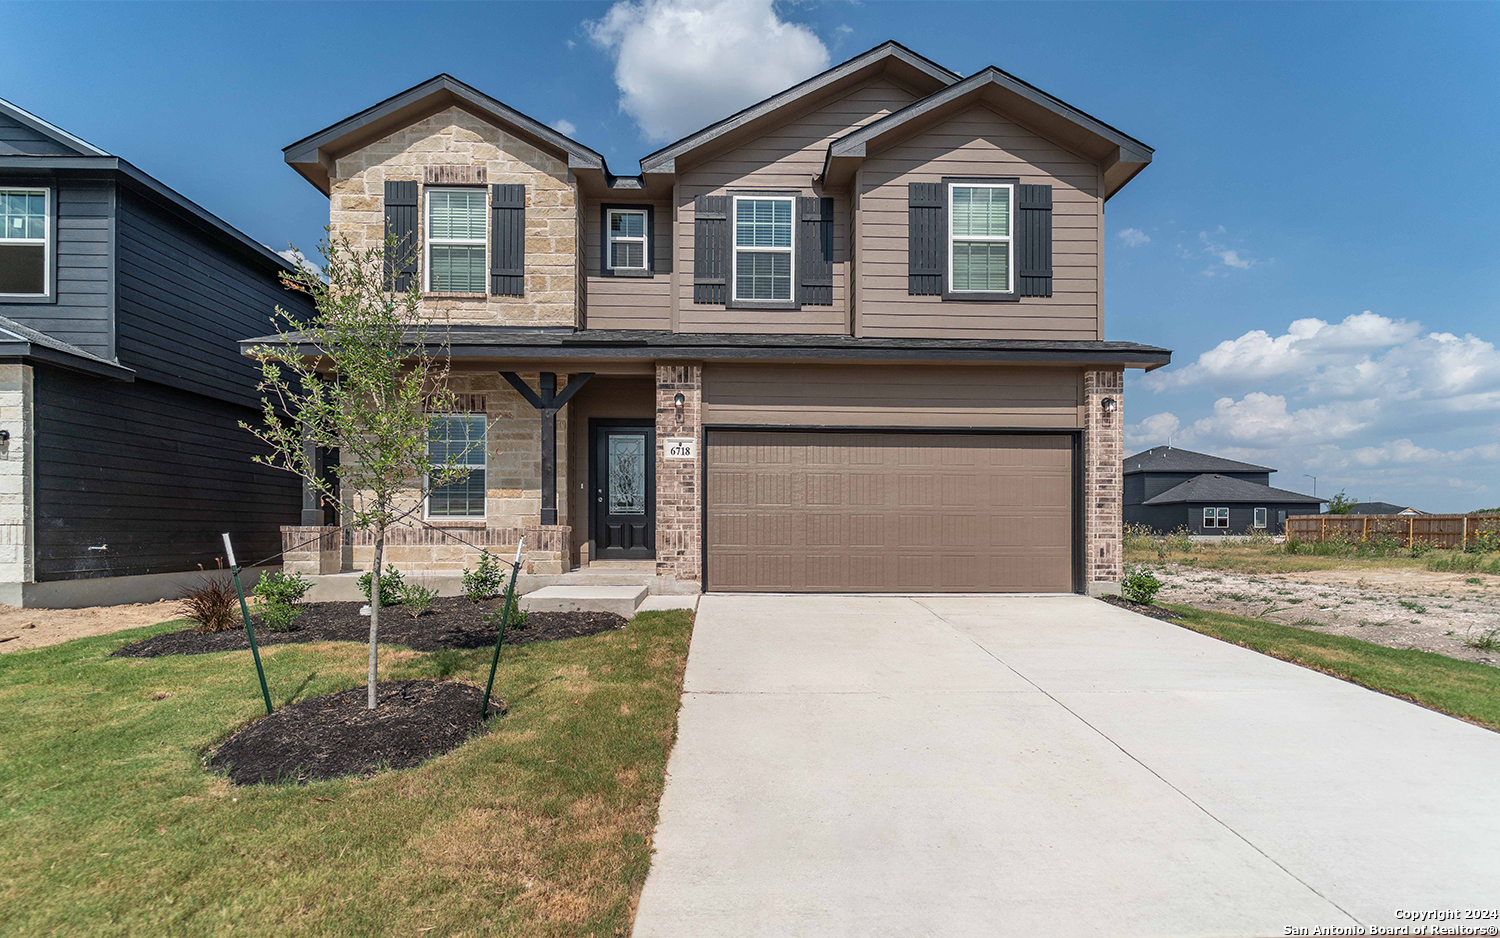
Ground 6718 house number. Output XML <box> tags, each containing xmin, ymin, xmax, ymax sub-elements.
<box><xmin>664</xmin><ymin>438</ymin><xmax>696</xmax><ymax>460</ymax></box>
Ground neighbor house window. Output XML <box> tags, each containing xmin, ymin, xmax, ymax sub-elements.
<box><xmin>606</xmin><ymin>208</ymin><xmax>648</xmax><ymax>271</ymax></box>
<box><xmin>1254</xmin><ymin>507</ymin><xmax>1268</xmax><ymax>529</ymax></box>
<box><xmin>426</xmin><ymin>413</ymin><xmax>487</xmax><ymax>519</ymax></box>
<box><xmin>948</xmin><ymin>182</ymin><xmax>1012</xmax><ymax>294</ymax></box>
<box><xmin>0</xmin><ymin>188</ymin><xmax>48</xmax><ymax>296</ymax></box>
<box><xmin>732</xmin><ymin>195</ymin><xmax>794</xmax><ymax>302</ymax></box>
<box><xmin>1203</xmin><ymin>507</ymin><xmax>1229</xmax><ymax>529</ymax></box>
<box><xmin>425</xmin><ymin>188</ymin><xmax>487</xmax><ymax>293</ymax></box>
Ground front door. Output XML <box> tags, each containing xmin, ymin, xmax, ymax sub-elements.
<box><xmin>592</xmin><ymin>423</ymin><xmax>655</xmax><ymax>561</ymax></box>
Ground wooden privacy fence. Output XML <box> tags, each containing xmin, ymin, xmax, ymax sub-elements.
<box><xmin>1285</xmin><ymin>513</ymin><xmax>1500</xmax><ymax>549</ymax></box>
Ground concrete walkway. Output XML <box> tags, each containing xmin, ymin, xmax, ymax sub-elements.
<box><xmin>633</xmin><ymin>594</ymin><xmax>1500</xmax><ymax>938</ymax></box>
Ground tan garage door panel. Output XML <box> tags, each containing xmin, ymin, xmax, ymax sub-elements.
<box><xmin>706</xmin><ymin>431</ymin><xmax>1074</xmax><ymax>592</ymax></box>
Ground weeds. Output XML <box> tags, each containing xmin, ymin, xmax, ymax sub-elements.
<box><xmin>1464</xmin><ymin>628</ymin><xmax>1500</xmax><ymax>651</ymax></box>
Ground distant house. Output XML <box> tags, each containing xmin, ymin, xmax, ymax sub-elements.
<box><xmin>1343</xmin><ymin>502</ymin><xmax>1425</xmax><ymax>516</ymax></box>
<box><xmin>0</xmin><ymin>96</ymin><xmax>311</xmax><ymax>607</ymax></box>
<box><xmin>1123</xmin><ymin>446</ymin><xmax>1323</xmax><ymax>535</ymax></box>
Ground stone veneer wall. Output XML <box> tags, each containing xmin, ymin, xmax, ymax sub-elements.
<box><xmin>0</xmin><ymin>364</ymin><xmax>33</xmax><ymax>595</ymax></box>
<box><xmin>329</xmin><ymin>105</ymin><xmax>578</xmax><ymax>327</ymax></box>
<box><xmin>1083</xmin><ymin>368</ymin><xmax>1124</xmax><ymax>592</ymax></box>
<box><xmin>655</xmin><ymin>364</ymin><xmax>702</xmax><ymax>582</ymax></box>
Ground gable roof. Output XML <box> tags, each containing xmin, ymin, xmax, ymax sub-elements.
<box><xmin>821</xmin><ymin>66</ymin><xmax>1153</xmax><ymax>197</ymax></box>
<box><xmin>1143</xmin><ymin>474</ymin><xmax>1323</xmax><ymax>506</ymax></box>
<box><xmin>1124</xmin><ymin>446</ymin><xmax>1273</xmax><ymax>475</ymax></box>
<box><xmin>1348</xmin><ymin>501</ymin><xmax>1425</xmax><ymax>515</ymax></box>
<box><xmin>637</xmin><ymin>40</ymin><xmax>958</xmax><ymax>176</ymax></box>
<box><xmin>283</xmin><ymin>74</ymin><xmax>606</xmax><ymax>194</ymax></box>
<box><xmin>0</xmin><ymin>96</ymin><xmax>109</xmax><ymax>157</ymax></box>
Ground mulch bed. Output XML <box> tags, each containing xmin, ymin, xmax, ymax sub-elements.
<box><xmin>208</xmin><ymin>679</ymin><xmax>490</xmax><ymax>785</ymax></box>
<box><xmin>112</xmin><ymin>596</ymin><xmax>626</xmax><ymax>658</ymax></box>
<box><xmin>1100</xmin><ymin>593</ymin><xmax>1181</xmax><ymax>622</ymax></box>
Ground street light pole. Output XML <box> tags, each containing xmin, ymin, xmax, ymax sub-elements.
<box><xmin>1304</xmin><ymin>474</ymin><xmax>1317</xmax><ymax>497</ymax></box>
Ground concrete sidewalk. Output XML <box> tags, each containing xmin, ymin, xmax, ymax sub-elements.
<box><xmin>632</xmin><ymin>594</ymin><xmax>1500</xmax><ymax>938</ymax></box>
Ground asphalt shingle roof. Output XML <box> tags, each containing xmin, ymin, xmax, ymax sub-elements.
<box><xmin>1142</xmin><ymin>473</ymin><xmax>1324</xmax><ymax>506</ymax></box>
<box><xmin>1123</xmin><ymin>445</ymin><xmax>1273</xmax><ymax>475</ymax></box>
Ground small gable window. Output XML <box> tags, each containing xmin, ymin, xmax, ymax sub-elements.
<box><xmin>1254</xmin><ymin>507</ymin><xmax>1268</xmax><ymax>529</ymax></box>
<box><xmin>948</xmin><ymin>182</ymin><xmax>1012</xmax><ymax>294</ymax></box>
<box><xmin>425</xmin><ymin>188</ymin><xmax>487</xmax><ymax>294</ymax></box>
<box><xmin>0</xmin><ymin>188</ymin><xmax>49</xmax><ymax>297</ymax></box>
<box><xmin>732</xmin><ymin>195</ymin><xmax>794</xmax><ymax>303</ymax></box>
<box><xmin>1203</xmin><ymin>507</ymin><xmax>1229</xmax><ymax>529</ymax></box>
<box><xmin>606</xmin><ymin>208</ymin><xmax>649</xmax><ymax>272</ymax></box>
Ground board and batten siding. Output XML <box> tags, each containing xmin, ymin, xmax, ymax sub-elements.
<box><xmin>675</xmin><ymin>76</ymin><xmax>920</xmax><ymax>334</ymax></box>
<box><xmin>0</xmin><ymin>178</ymin><xmax>115</xmax><ymax>359</ymax></box>
<box><xmin>857</xmin><ymin>104</ymin><xmax>1102</xmax><ymax>340</ymax></box>
<box><xmin>701</xmin><ymin>363</ymin><xmax>1085</xmax><ymax>428</ymax></box>
<box><xmin>114</xmin><ymin>188</ymin><xmax>313</xmax><ymax>408</ymax></box>
<box><xmin>31</xmin><ymin>364</ymin><xmax>300</xmax><ymax>581</ymax></box>
<box><xmin>581</xmin><ymin>200</ymin><xmax>672</xmax><ymax>330</ymax></box>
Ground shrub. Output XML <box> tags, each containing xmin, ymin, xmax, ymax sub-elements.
<box><xmin>1283</xmin><ymin>537</ymin><xmax>1302</xmax><ymax>554</ymax></box>
<box><xmin>180</xmin><ymin>579</ymin><xmax>238</xmax><ymax>634</ymax></box>
<box><xmin>461</xmin><ymin>551</ymin><xmax>506</xmax><ymax>603</ymax></box>
<box><xmin>259</xmin><ymin>601</ymin><xmax>305</xmax><ymax>633</ymax></box>
<box><xmin>252</xmin><ymin>570</ymin><xmax>311</xmax><ymax>606</ymax></box>
<box><xmin>1326</xmin><ymin>490</ymin><xmax>1356</xmax><ymax>515</ymax></box>
<box><xmin>1409</xmin><ymin>541</ymin><xmax>1433</xmax><ymax>558</ymax></box>
<box><xmin>1121</xmin><ymin>566</ymin><xmax>1163</xmax><ymax>605</ymax></box>
<box><xmin>358</xmin><ymin>567</ymin><xmax>405</xmax><ymax>606</ymax></box>
<box><xmin>400</xmin><ymin>583</ymin><xmax>437</xmax><ymax>619</ymax></box>
<box><xmin>482</xmin><ymin>601</ymin><xmax>528</xmax><ymax>632</ymax></box>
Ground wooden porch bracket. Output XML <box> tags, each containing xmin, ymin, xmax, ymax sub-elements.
<box><xmin>501</xmin><ymin>371</ymin><xmax>594</xmax><ymax>525</ymax></box>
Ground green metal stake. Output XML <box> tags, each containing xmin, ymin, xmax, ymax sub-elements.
<box><xmin>223</xmin><ymin>533</ymin><xmax>273</xmax><ymax>716</ymax></box>
<box><xmin>481</xmin><ymin>539</ymin><xmax>524</xmax><ymax>720</ymax></box>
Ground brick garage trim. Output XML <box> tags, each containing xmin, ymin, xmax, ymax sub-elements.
<box><xmin>1083</xmin><ymin>368</ymin><xmax>1123</xmax><ymax>592</ymax></box>
<box><xmin>655</xmin><ymin>364</ymin><xmax>701</xmax><ymax>582</ymax></box>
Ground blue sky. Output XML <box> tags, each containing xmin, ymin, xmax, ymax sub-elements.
<box><xmin>5</xmin><ymin>1</ymin><xmax>1498</xmax><ymax>510</ymax></box>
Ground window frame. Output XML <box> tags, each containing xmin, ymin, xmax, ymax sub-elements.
<box><xmin>729</xmin><ymin>192</ymin><xmax>797</xmax><ymax>309</ymax></box>
<box><xmin>600</xmin><ymin>204</ymin><xmax>654</xmax><ymax>278</ymax></box>
<box><xmin>424</xmin><ymin>412</ymin><xmax>488</xmax><ymax>521</ymax></box>
<box><xmin>423</xmin><ymin>186</ymin><xmax>489</xmax><ymax>295</ymax></box>
<box><xmin>1253</xmin><ymin>507</ymin><xmax>1268</xmax><ymax>529</ymax></box>
<box><xmin>1202</xmin><ymin>507</ymin><xmax>1230</xmax><ymax>529</ymax></box>
<box><xmin>941</xmin><ymin>176</ymin><xmax>1019</xmax><ymax>303</ymax></box>
<box><xmin>0</xmin><ymin>185</ymin><xmax>54</xmax><ymax>302</ymax></box>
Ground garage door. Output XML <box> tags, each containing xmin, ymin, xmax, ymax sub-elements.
<box><xmin>706</xmin><ymin>430</ymin><xmax>1074</xmax><ymax>592</ymax></box>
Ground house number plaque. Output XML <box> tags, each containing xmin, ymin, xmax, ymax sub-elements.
<box><xmin>664</xmin><ymin>438</ymin><xmax>696</xmax><ymax>460</ymax></box>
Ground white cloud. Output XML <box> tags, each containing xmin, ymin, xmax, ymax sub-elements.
<box><xmin>1117</xmin><ymin>228</ymin><xmax>1150</xmax><ymax>248</ymax></box>
<box><xmin>275</xmin><ymin>248</ymin><xmax>321</xmax><ymax>276</ymax></box>
<box><xmin>586</xmin><ymin>0</ymin><xmax>830</xmax><ymax>142</ymax></box>
<box><xmin>1186</xmin><ymin>228</ymin><xmax>1257</xmax><ymax>275</ymax></box>
<box><xmin>551</xmin><ymin>118</ymin><xmax>578</xmax><ymax>136</ymax></box>
<box><xmin>1125</xmin><ymin>411</ymin><xmax>1179</xmax><ymax>448</ymax></box>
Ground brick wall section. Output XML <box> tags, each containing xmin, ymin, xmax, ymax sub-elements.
<box><xmin>329</xmin><ymin>105</ymin><xmax>578</xmax><ymax>327</ymax></box>
<box><xmin>281</xmin><ymin>525</ymin><xmax>342</xmax><ymax>575</ymax></box>
<box><xmin>1083</xmin><ymin>368</ymin><xmax>1124</xmax><ymax>591</ymax></box>
<box><xmin>286</xmin><ymin>523</ymin><xmax>571</xmax><ymax>576</ymax></box>
<box><xmin>0</xmin><ymin>364</ymin><xmax>32</xmax><ymax>591</ymax></box>
<box><xmin>655</xmin><ymin>364</ymin><xmax>702</xmax><ymax>583</ymax></box>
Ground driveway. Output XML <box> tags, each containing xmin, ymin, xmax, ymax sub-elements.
<box><xmin>633</xmin><ymin>594</ymin><xmax>1500</xmax><ymax>938</ymax></box>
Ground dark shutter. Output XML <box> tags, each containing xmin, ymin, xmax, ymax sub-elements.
<box><xmin>692</xmin><ymin>195</ymin><xmax>729</xmax><ymax>305</ymax></box>
<box><xmin>383</xmin><ymin>180</ymin><xmax>418</xmax><ymax>292</ymax></box>
<box><xmin>907</xmin><ymin>182</ymin><xmax>943</xmax><ymax>295</ymax></box>
<box><xmin>1017</xmin><ymin>184</ymin><xmax>1053</xmax><ymax>297</ymax></box>
<box><xmin>797</xmin><ymin>197</ymin><xmax>834</xmax><ymax>306</ymax></box>
<box><xmin>490</xmin><ymin>184</ymin><xmax>525</xmax><ymax>297</ymax></box>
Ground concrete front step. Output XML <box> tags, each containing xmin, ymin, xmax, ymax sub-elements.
<box><xmin>519</xmin><ymin>585</ymin><xmax>649</xmax><ymax>618</ymax></box>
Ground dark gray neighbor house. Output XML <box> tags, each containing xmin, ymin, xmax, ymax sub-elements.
<box><xmin>1123</xmin><ymin>445</ymin><xmax>1323</xmax><ymax>536</ymax></box>
<box><xmin>1343</xmin><ymin>502</ymin><xmax>1425</xmax><ymax>516</ymax></box>
<box><xmin>0</xmin><ymin>96</ymin><xmax>311</xmax><ymax>607</ymax></box>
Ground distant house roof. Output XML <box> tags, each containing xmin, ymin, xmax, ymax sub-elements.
<box><xmin>1142</xmin><ymin>473</ymin><xmax>1323</xmax><ymax>506</ymax></box>
<box><xmin>1123</xmin><ymin>445</ymin><xmax>1273</xmax><ymax>475</ymax></box>
<box><xmin>1346</xmin><ymin>502</ymin><xmax>1425</xmax><ymax>516</ymax></box>
<box><xmin>0</xmin><ymin>314</ymin><xmax>134</xmax><ymax>381</ymax></box>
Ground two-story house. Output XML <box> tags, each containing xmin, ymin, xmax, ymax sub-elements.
<box><xmin>268</xmin><ymin>41</ymin><xmax>1170</xmax><ymax>596</ymax></box>
<box><xmin>1123</xmin><ymin>445</ymin><xmax>1324</xmax><ymax>535</ymax></box>
<box><xmin>0</xmin><ymin>96</ymin><xmax>311</xmax><ymax>606</ymax></box>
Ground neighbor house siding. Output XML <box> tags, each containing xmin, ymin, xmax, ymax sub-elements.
<box><xmin>0</xmin><ymin>177</ymin><xmax>115</xmax><ymax>359</ymax></box>
<box><xmin>582</xmin><ymin>200</ymin><xmax>672</xmax><ymax>330</ymax></box>
<box><xmin>674</xmin><ymin>76</ymin><xmax>920</xmax><ymax>334</ymax></box>
<box><xmin>1128</xmin><ymin>471</ymin><xmax>1274</xmax><ymax>504</ymax></box>
<box><xmin>31</xmin><ymin>365</ymin><xmax>300</xmax><ymax>580</ymax></box>
<box><xmin>114</xmin><ymin>187</ymin><xmax>308</xmax><ymax>408</ymax></box>
<box><xmin>701</xmin><ymin>363</ymin><xmax>1084</xmax><ymax>428</ymax></box>
<box><xmin>856</xmin><ymin>104</ymin><xmax>1102</xmax><ymax>340</ymax></box>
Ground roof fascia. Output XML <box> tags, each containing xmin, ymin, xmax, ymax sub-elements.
<box><xmin>0</xmin><ymin>96</ymin><xmax>110</xmax><ymax>157</ymax></box>
<box><xmin>0</xmin><ymin>343</ymin><xmax>136</xmax><ymax>381</ymax></box>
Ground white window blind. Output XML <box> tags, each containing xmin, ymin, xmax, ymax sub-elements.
<box><xmin>608</xmin><ymin>209</ymin><xmax>647</xmax><ymax>270</ymax></box>
<box><xmin>733</xmin><ymin>196</ymin><xmax>793</xmax><ymax>301</ymax></box>
<box><xmin>427</xmin><ymin>414</ymin><xmax>487</xmax><ymax>519</ymax></box>
<box><xmin>425</xmin><ymin>189</ymin><xmax>487</xmax><ymax>293</ymax></box>
<box><xmin>948</xmin><ymin>183</ymin><xmax>1012</xmax><ymax>293</ymax></box>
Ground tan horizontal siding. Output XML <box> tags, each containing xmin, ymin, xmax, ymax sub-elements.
<box><xmin>702</xmin><ymin>363</ymin><xmax>1084</xmax><ymax>428</ymax></box>
<box><xmin>583</xmin><ymin>200</ymin><xmax>671</xmax><ymax>330</ymax></box>
<box><xmin>856</xmin><ymin>103</ymin><xmax>1102</xmax><ymax>341</ymax></box>
<box><xmin>675</xmin><ymin>77</ymin><xmax>920</xmax><ymax>334</ymax></box>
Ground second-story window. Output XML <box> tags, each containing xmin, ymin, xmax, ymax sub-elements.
<box><xmin>0</xmin><ymin>188</ymin><xmax>49</xmax><ymax>297</ymax></box>
<box><xmin>948</xmin><ymin>182</ymin><xmax>1012</xmax><ymax>294</ymax></box>
<box><xmin>607</xmin><ymin>209</ymin><xmax>648</xmax><ymax>271</ymax></box>
<box><xmin>732</xmin><ymin>196</ymin><xmax>794</xmax><ymax>302</ymax></box>
<box><xmin>425</xmin><ymin>188</ymin><xmax>487</xmax><ymax>293</ymax></box>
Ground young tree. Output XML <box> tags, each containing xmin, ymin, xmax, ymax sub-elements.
<box><xmin>1327</xmin><ymin>490</ymin><xmax>1356</xmax><ymax>515</ymax></box>
<box><xmin>244</xmin><ymin>234</ymin><xmax>473</xmax><ymax>709</ymax></box>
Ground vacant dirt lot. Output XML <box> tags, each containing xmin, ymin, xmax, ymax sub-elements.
<box><xmin>1144</xmin><ymin>562</ymin><xmax>1500</xmax><ymax>667</ymax></box>
<box><xmin>0</xmin><ymin>602</ymin><xmax>181</xmax><ymax>654</ymax></box>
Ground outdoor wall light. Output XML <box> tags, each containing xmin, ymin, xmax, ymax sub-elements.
<box><xmin>1101</xmin><ymin>397</ymin><xmax>1117</xmax><ymax>414</ymax></box>
<box><xmin>0</xmin><ymin>430</ymin><xmax>9</xmax><ymax>442</ymax></box>
<box><xmin>673</xmin><ymin>392</ymin><xmax>685</xmax><ymax>411</ymax></box>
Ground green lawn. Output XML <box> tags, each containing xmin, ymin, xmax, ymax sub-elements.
<box><xmin>0</xmin><ymin>609</ymin><xmax>693</xmax><ymax>938</ymax></box>
<box><xmin>1160</xmin><ymin>602</ymin><xmax>1500</xmax><ymax>731</ymax></box>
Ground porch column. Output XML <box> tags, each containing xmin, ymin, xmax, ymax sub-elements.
<box><xmin>655</xmin><ymin>363</ymin><xmax>702</xmax><ymax>583</ymax></box>
<box><xmin>1083</xmin><ymin>368</ymin><xmax>1124</xmax><ymax>595</ymax></box>
<box><xmin>501</xmin><ymin>371</ymin><xmax>594</xmax><ymax>527</ymax></box>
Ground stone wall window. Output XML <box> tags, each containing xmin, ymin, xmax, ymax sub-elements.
<box><xmin>425</xmin><ymin>188</ymin><xmax>487</xmax><ymax>293</ymax></box>
<box><xmin>0</xmin><ymin>188</ymin><xmax>49</xmax><ymax>296</ymax></box>
<box><xmin>426</xmin><ymin>413</ymin><xmax>487</xmax><ymax>519</ymax></box>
